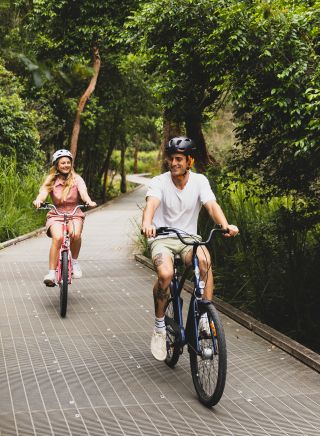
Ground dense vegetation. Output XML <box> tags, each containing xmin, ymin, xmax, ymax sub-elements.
<box><xmin>0</xmin><ymin>0</ymin><xmax>319</xmax><ymax>352</ymax></box>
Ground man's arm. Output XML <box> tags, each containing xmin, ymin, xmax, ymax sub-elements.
<box><xmin>204</xmin><ymin>200</ymin><xmax>239</xmax><ymax>237</ymax></box>
<box><xmin>142</xmin><ymin>196</ymin><xmax>161</xmax><ymax>238</ymax></box>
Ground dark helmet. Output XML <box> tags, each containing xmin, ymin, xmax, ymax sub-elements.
<box><xmin>165</xmin><ymin>137</ymin><xmax>196</xmax><ymax>157</ymax></box>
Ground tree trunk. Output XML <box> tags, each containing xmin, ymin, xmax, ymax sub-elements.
<box><xmin>161</xmin><ymin>110</ymin><xmax>182</xmax><ymax>172</ymax></box>
<box><xmin>100</xmin><ymin>145</ymin><xmax>114</xmax><ymax>203</ymax></box>
<box><xmin>99</xmin><ymin>112</ymin><xmax>120</xmax><ymax>202</ymax></box>
<box><xmin>70</xmin><ymin>47</ymin><xmax>101</xmax><ymax>161</ymax></box>
<box><xmin>120</xmin><ymin>141</ymin><xmax>127</xmax><ymax>193</ymax></box>
<box><xmin>133</xmin><ymin>137</ymin><xmax>139</xmax><ymax>174</ymax></box>
<box><xmin>185</xmin><ymin>116</ymin><xmax>213</xmax><ymax>173</ymax></box>
<box><xmin>82</xmin><ymin>126</ymin><xmax>100</xmax><ymax>192</ymax></box>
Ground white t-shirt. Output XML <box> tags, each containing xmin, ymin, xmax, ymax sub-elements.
<box><xmin>146</xmin><ymin>170</ymin><xmax>216</xmax><ymax>236</ymax></box>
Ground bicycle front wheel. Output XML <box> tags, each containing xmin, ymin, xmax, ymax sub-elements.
<box><xmin>60</xmin><ymin>251</ymin><xmax>68</xmax><ymax>318</ymax></box>
<box><xmin>165</xmin><ymin>296</ymin><xmax>181</xmax><ymax>368</ymax></box>
<box><xmin>189</xmin><ymin>302</ymin><xmax>227</xmax><ymax>407</ymax></box>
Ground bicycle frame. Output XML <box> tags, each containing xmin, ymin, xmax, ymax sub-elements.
<box><xmin>155</xmin><ymin>225</ymin><xmax>229</xmax><ymax>407</ymax></box>
<box><xmin>56</xmin><ymin>213</ymin><xmax>72</xmax><ymax>285</ymax></box>
<box><xmin>170</xmin><ymin>246</ymin><xmax>212</xmax><ymax>355</ymax></box>
<box><xmin>39</xmin><ymin>203</ymin><xmax>85</xmax><ymax>285</ymax></box>
<box><xmin>159</xmin><ymin>226</ymin><xmax>228</xmax><ymax>355</ymax></box>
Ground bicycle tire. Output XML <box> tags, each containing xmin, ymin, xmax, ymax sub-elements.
<box><xmin>60</xmin><ymin>251</ymin><xmax>68</xmax><ymax>318</ymax></box>
<box><xmin>189</xmin><ymin>302</ymin><xmax>227</xmax><ymax>407</ymax></box>
<box><xmin>165</xmin><ymin>296</ymin><xmax>181</xmax><ymax>368</ymax></box>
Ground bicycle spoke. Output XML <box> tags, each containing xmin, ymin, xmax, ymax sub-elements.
<box><xmin>165</xmin><ymin>298</ymin><xmax>181</xmax><ymax>367</ymax></box>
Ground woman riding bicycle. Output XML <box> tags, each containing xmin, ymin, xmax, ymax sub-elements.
<box><xmin>33</xmin><ymin>149</ymin><xmax>96</xmax><ymax>286</ymax></box>
<box><xmin>141</xmin><ymin>137</ymin><xmax>239</xmax><ymax>361</ymax></box>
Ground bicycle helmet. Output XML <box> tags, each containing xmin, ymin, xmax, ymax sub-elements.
<box><xmin>51</xmin><ymin>149</ymin><xmax>73</xmax><ymax>165</ymax></box>
<box><xmin>165</xmin><ymin>137</ymin><xmax>196</xmax><ymax>157</ymax></box>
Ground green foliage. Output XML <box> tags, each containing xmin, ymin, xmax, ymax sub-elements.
<box><xmin>23</xmin><ymin>0</ymin><xmax>140</xmax><ymax>59</ymax></box>
<box><xmin>0</xmin><ymin>156</ymin><xmax>45</xmax><ymax>242</ymax></box>
<box><xmin>219</xmin><ymin>1</ymin><xmax>320</xmax><ymax>199</ymax></box>
<box><xmin>0</xmin><ymin>61</ymin><xmax>42</xmax><ymax>168</ymax></box>
<box><xmin>126</xmin><ymin>0</ymin><xmax>224</xmax><ymax>121</ymax></box>
<box><xmin>1</xmin><ymin>0</ymin><xmax>160</xmax><ymax>198</ymax></box>
<box><xmin>201</xmin><ymin>171</ymin><xmax>320</xmax><ymax>352</ymax></box>
<box><xmin>111</xmin><ymin>149</ymin><xmax>160</xmax><ymax>176</ymax></box>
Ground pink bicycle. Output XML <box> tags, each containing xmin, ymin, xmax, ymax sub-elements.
<box><xmin>40</xmin><ymin>203</ymin><xmax>85</xmax><ymax>317</ymax></box>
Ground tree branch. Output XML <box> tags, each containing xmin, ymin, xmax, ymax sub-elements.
<box><xmin>70</xmin><ymin>47</ymin><xmax>101</xmax><ymax>160</ymax></box>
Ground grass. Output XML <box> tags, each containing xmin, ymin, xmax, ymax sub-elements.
<box><xmin>0</xmin><ymin>156</ymin><xmax>46</xmax><ymax>243</ymax></box>
<box><xmin>201</xmin><ymin>177</ymin><xmax>320</xmax><ymax>353</ymax></box>
<box><xmin>111</xmin><ymin>149</ymin><xmax>161</xmax><ymax>177</ymax></box>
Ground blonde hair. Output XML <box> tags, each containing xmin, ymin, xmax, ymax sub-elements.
<box><xmin>44</xmin><ymin>166</ymin><xmax>77</xmax><ymax>202</ymax></box>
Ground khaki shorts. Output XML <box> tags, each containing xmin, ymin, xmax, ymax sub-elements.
<box><xmin>149</xmin><ymin>236</ymin><xmax>201</xmax><ymax>264</ymax></box>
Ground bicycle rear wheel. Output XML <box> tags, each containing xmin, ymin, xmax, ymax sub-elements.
<box><xmin>189</xmin><ymin>303</ymin><xmax>227</xmax><ymax>407</ymax></box>
<box><xmin>165</xmin><ymin>295</ymin><xmax>181</xmax><ymax>368</ymax></box>
<box><xmin>60</xmin><ymin>251</ymin><xmax>68</xmax><ymax>318</ymax></box>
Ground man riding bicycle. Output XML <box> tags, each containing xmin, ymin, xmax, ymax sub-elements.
<box><xmin>141</xmin><ymin>137</ymin><xmax>239</xmax><ymax>361</ymax></box>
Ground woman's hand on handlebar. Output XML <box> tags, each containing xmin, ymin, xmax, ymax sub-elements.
<box><xmin>86</xmin><ymin>200</ymin><xmax>97</xmax><ymax>208</ymax></box>
<box><xmin>33</xmin><ymin>199</ymin><xmax>43</xmax><ymax>209</ymax></box>
<box><xmin>142</xmin><ymin>224</ymin><xmax>156</xmax><ymax>238</ymax></box>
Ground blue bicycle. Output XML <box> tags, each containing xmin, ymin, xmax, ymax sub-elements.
<box><xmin>156</xmin><ymin>226</ymin><xmax>228</xmax><ymax>407</ymax></box>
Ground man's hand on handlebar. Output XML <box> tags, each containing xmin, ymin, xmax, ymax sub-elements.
<box><xmin>224</xmin><ymin>224</ymin><xmax>239</xmax><ymax>238</ymax></box>
<box><xmin>141</xmin><ymin>224</ymin><xmax>156</xmax><ymax>238</ymax></box>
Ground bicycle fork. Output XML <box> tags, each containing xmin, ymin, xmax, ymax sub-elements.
<box><xmin>57</xmin><ymin>218</ymin><xmax>72</xmax><ymax>284</ymax></box>
<box><xmin>186</xmin><ymin>252</ymin><xmax>216</xmax><ymax>358</ymax></box>
<box><xmin>171</xmin><ymin>279</ymin><xmax>185</xmax><ymax>347</ymax></box>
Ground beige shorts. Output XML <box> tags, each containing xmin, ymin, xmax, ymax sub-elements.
<box><xmin>149</xmin><ymin>236</ymin><xmax>201</xmax><ymax>264</ymax></box>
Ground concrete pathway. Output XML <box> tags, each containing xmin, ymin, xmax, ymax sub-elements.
<box><xmin>0</xmin><ymin>184</ymin><xmax>319</xmax><ymax>435</ymax></box>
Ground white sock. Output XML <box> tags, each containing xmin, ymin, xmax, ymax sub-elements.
<box><xmin>72</xmin><ymin>259</ymin><xmax>79</xmax><ymax>265</ymax></box>
<box><xmin>49</xmin><ymin>269</ymin><xmax>56</xmax><ymax>276</ymax></box>
<box><xmin>155</xmin><ymin>316</ymin><xmax>165</xmax><ymax>333</ymax></box>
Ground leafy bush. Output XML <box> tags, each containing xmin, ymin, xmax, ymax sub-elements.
<box><xmin>202</xmin><ymin>172</ymin><xmax>320</xmax><ymax>352</ymax></box>
<box><xmin>0</xmin><ymin>61</ymin><xmax>42</xmax><ymax>169</ymax></box>
<box><xmin>0</xmin><ymin>156</ymin><xmax>45</xmax><ymax>242</ymax></box>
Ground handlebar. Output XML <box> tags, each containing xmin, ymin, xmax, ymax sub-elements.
<box><xmin>144</xmin><ymin>225</ymin><xmax>229</xmax><ymax>246</ymax></box>
<box><xmin>39</xmin><ymin>202</ymin><xmax>86</xmax><ymax>216</ymax></box>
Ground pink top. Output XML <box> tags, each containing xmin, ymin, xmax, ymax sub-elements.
<box><xmin>44</xmin><ymin>174</ymin><xmax>86</xmax><ymax>220</ymax></box>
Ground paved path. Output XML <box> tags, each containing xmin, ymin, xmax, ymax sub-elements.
<box><xmin>0</xmin><ymin>185</ymin><xmax>319</xmax><ymax>435</ymax></box>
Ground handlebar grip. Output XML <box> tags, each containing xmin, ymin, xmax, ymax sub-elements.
<box><xmin>155</xmin><ymin>227</ymin><xmax>170</xmax><ymax>236</ymax></box>
<box><xmin>140</xmin><ymin>227</ymin><xmax>170</xmax><ymax>236</ymax></box>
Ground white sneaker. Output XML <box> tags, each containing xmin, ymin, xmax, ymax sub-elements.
<box><xmin>72</xmin><ymin>261</ymin><xmax>82</xmax><ymax>279</ymax></box>
<box><xmin>43</xmin><ymin>271</ymin><xmax>56</xmax><ymax>287</ymax></box>
<box><xmin>199</xmin><ymin>314</ymin><xmax>211</xmax><ymax>338</ymax></box>
<box><xmin>150</xmin><ymin>329</ymin><xmax>167</xmax><ymax>361</ymax></box>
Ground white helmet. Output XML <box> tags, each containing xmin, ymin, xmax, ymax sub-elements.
<box><xmin>51</xmin><ymin>149</ymin><xmax>73</xmax><ymax>165</ymax></box>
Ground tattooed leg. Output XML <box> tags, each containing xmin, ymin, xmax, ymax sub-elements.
<box><xmin>152</xmin><ymin>253</ymin><xmax>173</xmax><ymax>317</ymax></box>
<box><xmin>153</xmin><ymin>282</ymin><xmax>170</xmax><ymax>317</ymax></box>
<box><xmin>153</xmin><ymin>253</ymin><xmax>163</xmax><ymax>268</ymax></box>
